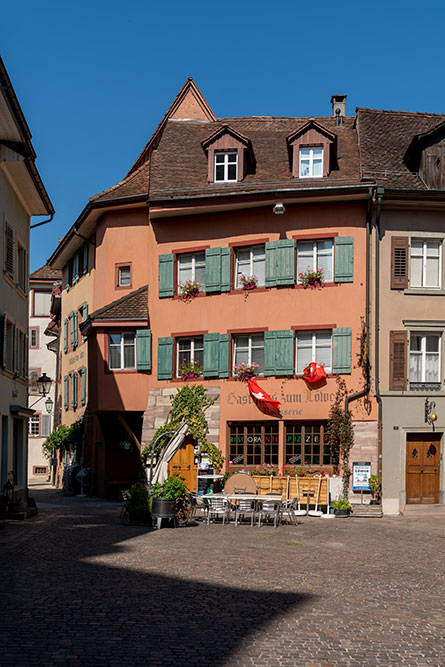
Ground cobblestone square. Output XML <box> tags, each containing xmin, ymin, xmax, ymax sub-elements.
<box><xmin>1</xmin><ymin>488</ymin><xmax>444</xmax><ymax>666</ymax></box>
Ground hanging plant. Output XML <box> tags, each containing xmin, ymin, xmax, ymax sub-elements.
<box><xmin>234</xmin><ymin>362</ymin><xmax>259</xmax><ymax>382</ymax></box>
<box><xmin>179</xmin><ymin>280</ymin><xmax>201</xmax><ymax>302</ymax></box>
<box><xmin>298</xmin><ymin>267</ymin><xmax>324</xmax><ymax>289</ymax></box>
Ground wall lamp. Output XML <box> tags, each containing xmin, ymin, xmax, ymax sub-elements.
<box><xmin>425</xmin><ymin>397</ymin><xmax>438</xmax><ymax>431</ymax></box>
<box><xmin>273</xmin><ymin>202</ymin><xmax>286</xmax><ymax>215</ymax></box>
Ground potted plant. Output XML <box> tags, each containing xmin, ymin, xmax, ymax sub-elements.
<box><xmin>124</xmin><ymin>483</ymin><xmax>152</xmax><ymax>523</ymax></box>
<box><xmin>178</xmin><ymin>359</ymin><xmax>202</xmax><ymax>379</ymax></box>
<box><xmin>298</xmin><ymin>266</ymin><xmax>324</xmax><ymax>289</ymax></box>
<box><xmin>234</xmin><ymin>362</ymin><xmax>259</xmax><ymax>382</ymax></box>
<box><xmin>332</xmin><ymin>498</ymin><xmax>351</xmax><ymax>517</ymax></box>
<box><xmin>253</xmin><ymin>463</ymin><xmax>279</xmax><ymax>476</ymax></box>
<box><xmin>179</xmin><ymin>279</ymin><xmax>201</xmax><ymax>302</ymax></box>
<box><xmin>151</xmin><ymin>474</ymin><xmax>188</xmax><ymax>528</ymax></box>
<box><xmin>369</xmin><ymin>475</ymin><xmax>382</xmax><ymax>505</ymax></box>
<box><xmin>239</xmin><ymin>274</ymin><xmax>258</xmax><ymax>291</ymax></box>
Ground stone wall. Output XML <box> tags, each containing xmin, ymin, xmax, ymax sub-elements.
<box><xmin>141</xmin><ymin>386</ymin><xmax>221</xmax><ymax>450</ymax></box>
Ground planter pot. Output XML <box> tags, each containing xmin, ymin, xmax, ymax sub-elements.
<box><xmin>369</xmin><ymin>499</ymin><xmax>381</xmax><ymax>505</ymax></box>
<box><xmin>151</xmin><ymin>497</ymin><xmax>176</xmax><ymax>519</ymax></box>
<box><xmin>334</xmin><ymin>509</ymin><xmax>349</xmax><ymax>518</ymax></box>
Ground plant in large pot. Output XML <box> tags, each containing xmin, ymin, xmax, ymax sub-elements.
<box><xmin>332</xmin><ymin>498</ymin><xmax>351</xmax><ymax>517</ymax></box>
<box><xmin>151</xmin><ymin>474</ymin><xmax>188</xmax><ymax>527</ymax></box>
<box><xmin>368</xmin><ymin>475</ymin><xmax>382</xmax><ymax>505</ymax></box>
<box><xmin>124</xmin><ymin>483</ymin><xmax>151</xmax><ymax>523</ymax></box>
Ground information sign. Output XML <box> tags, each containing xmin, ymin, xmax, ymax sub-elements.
<box><xmin>352</xmin><ymin>461</ymin><xmax>371</xmax><ymax>491</ymax></box>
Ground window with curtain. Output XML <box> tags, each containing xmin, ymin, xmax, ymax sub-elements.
<box><xmin>108</xmin><ymin>333</ymin><xmax>136</xmax><ymax>370</ymax></box>
<box><xmin>409</xmin><ymin>333</ymin><xmax>441</xmax><ymax>389</ymax></box>
<box><xmin>299</xmin><ymin>147</ymin><xmax>323</xmax><ymax>178</ymax></box>
<box><xmin>33</xmin><ymin>291</ymin><xmax>51</xmax><ymax>316</ymax></box>
<box><xmin>235</xmin><ymin>245</ymin><xmax>265</xmax><ymax>288</ymax></box>
<box><xmin>297</xmin><ymin>240</ymin><xmax>333</xmax><ymax>283</ymax></box>
<box><xmin>177</xmin><ymin>252</ymin><xmax>205</xmax><ymax>292</ymax></box>
<box><xmin>410</xmin><ymin>240</ymin><xmax>441</xmax><ymax>289</ymax></box>
<box><xmin>295</xmin><ymin>331</ymin><xmax>332</xmax><ymax>374</ymax></box>
<box><xmin>176</xmin><ymin>337</ymin><xmax>203</xmax><ymax>377</ymax></box>
<box><xmin>233</xmin><ymin>334</ymin><xmax>265</xmax><ymax>374</ymax></box>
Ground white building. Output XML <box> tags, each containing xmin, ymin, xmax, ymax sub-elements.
<box><xmin>0</xmin><ymin>55</ymin><xmax>54</xmax><ymax>507</ymax></box>
<box><xmin>27</xmin><ymin>266</ymin><xmax>61</xmax><ymax>484</ymax></box>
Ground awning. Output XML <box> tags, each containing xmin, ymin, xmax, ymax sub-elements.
<box><xmin>10</xmin><ymin>405</ymin><xmax>35</xmax><ymax>418</ymax></box>
<box><xmin>151</xmin><ymin>422</ymin><xmax>189</xmax><ymax>485</ymax></box>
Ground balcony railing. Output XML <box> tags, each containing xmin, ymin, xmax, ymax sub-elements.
<box><xmin>409</xmin><ymin>382</ymin><xmax>441</xmax><ymax>392</ymax></box>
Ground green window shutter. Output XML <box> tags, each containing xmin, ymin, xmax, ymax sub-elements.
<box><xmin>82</xmin><ymin>244</ymin><xmax>88</xmax><ymax>275</ymax></box>
<box><xmin>158</xmin><ymin>254</ymin><xmax>175</xmax><ymax>298</ymax></box>
<box><xmin>265</xmin><ymin>242</ymin><xmax>277</xmax><ymax>287</ymax></box>
<box><xmin>72</xmin><ymin>252</ymin><xmax>80</xmax><ymax>283</ymax></box>
<box><xmin>64</xmin><ymin>375</ymin><xmax>69</xmax><ymax>410</ymax></box>
<box><xmin>136</xmin><ymin>329</ymin><xmax>152</xmax><ymax>371</ymax></box>
<box><xmin>205</xmin><ymin>248</ymin><xmax>222</xmax><ymax>293</ymax></box>
<box><xmin>219</xmin><ymin>334</ymin><xmax>230</xmax><ymax>378</ymax></box>
<box><xmin>332</xmin><ymin>328</ymin><xmax>352</xmax><ymax>374</ymax></box>
<box><xmin>81</xmin><ymin>367</ymin><xmax>87</xmax><ymax>406</ymax></box>
<box><xmin>65</xmin><ymin>264</ymin><xmax>70</xmax><ymax>291</ymax></box>
<box><xmin>264</xmin><ymin>331</ymin><xmax>277</xmax><ymax>376</ymax></box>
<box><xmin>73</xmin><ymin>311</ymin><xmax>78</xmax><ymax>349</ymax></box>
<box><xmin>334</xmin><ymin>237</ymin><xmax>354</xmax><ymax>283</ymax></box>
<box><xmin>203</xmin><ymin>333</ymin><xmax>220</xmax><ymax>377</ymax></box>
<box><xmin>275</xmin><ymin>239</ymin><xmax>296</xmax><ymax>286</ymax></box>
<box><xmin>220</xmin><ymin>248</ymin><xmax>231</xmax><ymax>292</ymax></box>
<box><xmin>275</xmin><ymin>330</ymin><xmax>294</xmax><ymax>375</ymax></box>
<box><xmin>72</xmin><ymin>372</ymin><xmax>78</xmax><ymax>409</ymax></box>
<box><xmin>157</xmin><ymin>337</ymin><xmax>173</xmax><ymax>379</ymax></box>
<box><xmin>82</xmin><ymin>303</ymin><xmax>88</xmax><ymax>320</ymax></box>
<box><xmin>69</xmin><ymin>312</ymin><xmax>74</xmax><ymax>347</ymax></box>
<box><xmin>64</xmin><ymin>318</ymin><xmax>68</xmax><ymax>353</ymax></box>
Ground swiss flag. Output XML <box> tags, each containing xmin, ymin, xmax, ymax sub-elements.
<box><xmin>248</xmin><ymin>377</ymin><xmax>281</xmax><ymax>411</ymax></box>
<box><xmin>303</xmin><ymin>362</ymin><xmax>327</xmax><ymax>383</ymax></box>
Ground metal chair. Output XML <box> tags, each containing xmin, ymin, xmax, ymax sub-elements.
<box><xmin>190</xmin><ymin>492</ymin><xmax>205</xmax><ymax>520</ymax></box>
<box><xmin>234</xmin><ymin>497</ymin><xmax>257</xmax><ymax>526</ymax></box>
<box><xmin>257</xmin><ymin>499</ymin><xmax>282</xmax><ymax>527</ymax></box>
<box><xmin>280</xmin><ymin>498</ymin><xmax>299</xmax><ymax>525</ymax></box>
<box><xmin>205</xmin><ymin>496</ymin><xmax>230</xmax><ymax>525</ymax></box>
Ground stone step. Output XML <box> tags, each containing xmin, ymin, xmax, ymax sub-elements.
<box><xmin>400</xmin><ymin>504</ymin><xmax>445</xmax><ymax>517</ymax></box>
<box><xmin>351</xmin><ymin>504</ymin><xmax>383</xmax><ymax>518</ymax></box>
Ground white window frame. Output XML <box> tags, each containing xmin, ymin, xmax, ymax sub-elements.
<box><xmin>108</xmin><ymin>332</ymin><xmax>136</xmax><ymax>370</ymax></box>
<box><xmin>235</xmin><ymin>245</ymin><xmax>266</xmax><ymax>288</ymax></box>
<box><xmin>28</xmin><ymin>414</ymin><xmax>40</xmax><ymax>437</ymax></box>
<box><xmin>297</xmin><ymin>239</ymin><xmax>333</xmax><ymax>283</ymax></box>
<box><xmin>295</xmin><ymin>331</ymin><xmax>332</xmax><ymax>375</ymax></box>
<box><xmin>33</xmin><ymin>290</ymin><xmax>51</xmax><ymax>317</ymax></box>
<box><xmin>177</xmin><ymin>252</ymin><xmax>205</xmax><ymax>294</ymax></box>
<box><xmin>409</xmin><ymin>332</ymin><xmax>441</xmax><ymax>384</ymax></box>
<box><xmin>410</xmin><ymin>239</ymin><xmax>442</xmax><ymax>289</ymax></box>
<box><xmin>299</xmin><ymin>147</ymin><xmax>324</xmax><ymax>178</ymax></box>
<box><xmin>118</xmin><ymin>265</ymin><xmax>131</xmax><ymax>287</ymax></box>
<box><xmin>233</xmin><ymin>334</ymin><xmax>265</xmax><ymax>375</ymax></box>
<box><xmin>214</xmin><ymin>151</ymin><xmax>238</xmax><ymax>183</ymax></box>
<box><xmin>29</xmin><ymin>327</ymin><xmax>39</xmax><ymax>349</ymax></box>
<box><xmin>176</xmin><ymin>336</ymin><xmax>204</xmax><ymax>377</ymax></box>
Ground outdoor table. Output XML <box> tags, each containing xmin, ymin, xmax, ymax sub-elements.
<box><xmin>301</xmin><ymin>487</ymin><xmax>314</xmax><ymax>514</ymax></box>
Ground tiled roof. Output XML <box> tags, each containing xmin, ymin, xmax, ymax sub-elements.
<box><xmin>90</xmin><ymin>161</ymin><xmax>150</xmax><ymax>202</ymax></box>
<box><xmin>356</xmin><ymin>108</ymin><xmax>445</xmax><ymax>190</ymax></box>
<box><xmin>148</xmin><ymin>116</ymin><xmax>362</xmax><ymax>199</ymax></box>
<box><xmin>29</xmin><ymin>264</ymin><xmax>62</xmax><ymax>280</ymax></box>
<box><xmin>89</xmin><ymin>285</ymin><xmax>148</xmax><ymax>321</ymax></box>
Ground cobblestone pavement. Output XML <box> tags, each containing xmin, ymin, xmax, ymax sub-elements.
<box><xmin>1</xmin><ymin>487</ymin><xmax>444</xmax><ymax>667</ymax></box>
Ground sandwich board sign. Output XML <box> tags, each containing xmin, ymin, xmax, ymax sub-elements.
<box><xmin>352</xmin><ymin>461</ymin><xmax>371</xmax><ymax>491</ymax></box>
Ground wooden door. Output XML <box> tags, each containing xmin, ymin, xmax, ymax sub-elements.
<box><xmin>168</xmin><ymin>440</ymin><xmax>197</xmax><ymax>492</ymax></box>
<box><xmin>406</xmin><ymin>435</ymin><xmax>441</xmax><ymax>504</ymax></box>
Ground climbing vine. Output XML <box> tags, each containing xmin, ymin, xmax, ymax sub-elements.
<box><xmin>327</xmin><ymin>377</ymin><xmax>354</xmax><ymax>497</ymax></box>
<box><xmin>141</xmin><ymin>385</ymin><xmax>224</xmax><ymax>471</ymax></box>
<box><xmin>41</xmin><ymin>417</ymin><xmax>84</xmax><ymax>460</ymax></box>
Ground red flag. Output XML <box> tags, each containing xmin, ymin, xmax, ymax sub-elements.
<box><xmin>303</xmin><ymin>362</ymin><xmax>327</xmax><ymax>383</ymax></box>
<box><xmin>248</xmin><ymin>377</ymin><xmax>281</xmax><ymax>410</ymax></box>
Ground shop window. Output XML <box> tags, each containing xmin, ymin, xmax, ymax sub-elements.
<box><xmin>233</xmin><ymin>334</ymin><xmax>265</xmax><ymax>375</ymax></box>
<box><xmin>297</xmin><ymin>240</ymin><xmax>333</xmax><ymax>283</ymax></box>
<box><xmin>295</xmin><ymin>331</ymin><xmax>332</xmax><ymax>375</ymax></box>
<box><xmin>229</xmin><ymin>422</ymin><xmax>279</xmax><ymax>467</ymax></box>
<box><xmin>108</xmin><ymin>332</ymin><xmax>136</xmax><ymax>370</ymax></box>
<box><xmin>410</xmin><ymin>239</ymin><xmax>442</xmax><ymax>289</ymax></box>
<box><xmin>285</xmin><ymin>422</ymin><xmax>333</xmax><ymax>466</ymax></box>
<box><xmin>177</xmin><ymin>252</ymin><xmax>206</xmax><ymax>294</ymax></box>
<box><xmin>235</xmin><ymin>245</ymin><xmax>265</xmax><ymax>288</ymax></box>
<box><xmin>409</xmin><ymin>333</ymin><xmax>441</xmax><ymax>390</ymax></box>
<box><xmin>176</xmin><ymin>336</ymin><xmax>204</xmax><ymax>378</ymax></box>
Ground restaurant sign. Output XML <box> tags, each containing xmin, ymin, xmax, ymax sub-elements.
<box><xmin>352</xmin><ymin>461</ymin><xmax>372</xmax><ymax>491</ymax></box>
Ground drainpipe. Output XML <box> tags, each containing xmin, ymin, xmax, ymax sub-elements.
<box><xmin>30</xmin><ymin>213</ymin><xmax>54</xmax><ymax>230</ymax></box>
<box><xmin>343</xmin><ymin>187</ymin><xmax>374</xmax><ymax>495</ymax></box>
<box><xmin>374</xmin><ymin>187</ymin><xmax>384</xmax><ymax>477</ymax></box>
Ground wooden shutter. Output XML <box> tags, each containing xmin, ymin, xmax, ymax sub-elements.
<box><xmin>264</xmin><ymin>330</ymin><xmax>294</xmax><ymax>376</ymax></box>
<box><xmin>275</xmin><ymin>240</ymin><xmax>296</xmax><ymax>286</ymax></box>
<box><xmin>158</xmin><ymin>254</ymin><xmax>175</xmax><ymax>298</ymax></box>
<box><xmin>220</xmin><ymin>248</ymin><xmax>231</xmax><ymax>292</ymax></box>
<box><xmin>391</xmin><ymin>237</ymin><xmax>409</xmax><ymax>289</ymax></box>
<box><xmin>4</xmin><ymin>222</ymin><xmax>14</xmax><ymax>277</ymax></box>
<box><xmin>157</xmin><ymin>337</ymin><xmax>173</xmax><ymax>379</ymax></box>
<box><xmin>71</xmin><ymin>372</ymin><xmax>77</xmax><ymax>409</ymax></box>
<box><xmin>264</xmin><ymin>331</ymin><xmax>277</xmax><ymax>376</ymax></box>
<box><xmin>72</xmin><ymin>311</ymin><xmax>78</xmax><ymax>349</ymax></box>
<box><xmin>219</xmin><ymin>334</ymin><xmax>230</xmax><ymax>378</ymax></box>
<box><xmin>205</xmin><ymin>248</ymin><xmax>222</xmax><ymax>293</ymax></box>
<box><xmin>41</xmin><ymin>414</ymin><xmax>51</xmax><ymax>438</ymax></box>
<box><xmin>64</xmin><ymin>318</ymin><xmax>68</xmax><ymax>353</ymax></box>
<box><xmin>203</xmin><ymin>333</ymin><xmax>220</xmax><ymax>377</ymax></box>
<box><xmin>136</xmin><ymin>329</ymin><xmax>152</xmax><ymax>370</ymax></box>
<box><xmin>82</xmin><ymin>244</ymin><xmax>88</xmax><ymax>275</ymax></box>
<box><xmin>332</xmin><ymin>328</ymin><xmax>352</xmax><ymax>374</ymax></box>
<box><xmin>265</xmin><ymin>241</ymin><xmax>277</xmax><ymax>287</ymax></box>
<box><xmin>334</xmin><ymin>237</ymin><xmax>354</xmax><ymax>283</ymax></box>
<box><xmin>389</xmin><ymin>331</ymin><xmax>407</xmax><ymax>390</ymax></box>
<box><xmin>81</xmin><ymin>367</ymin><xmax>87</xmax><ymax>406</ymax></box>
<box><xmin>64</xmin><ymin>375</ymin><xmax>69</xmax><ymax>410</ymax></box>
<box><xmin>0</xmin><ymin>314</ymin><xmax>4</xmax><ymax>368</ymax></box>
<box><xmin>72</xmin><ymin>252</ymin><xmax>80</xmax><ymax>283</ymax></box>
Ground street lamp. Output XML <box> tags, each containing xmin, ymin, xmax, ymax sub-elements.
<box><xmin>45</xmin><ymin>396</ymin><xmax>54</xmax><ymax>414</ymax></box>
<box><xmin>37</xmin><ymin>373</ymin><xmax>52</xmax><ymax>397</ymax></box>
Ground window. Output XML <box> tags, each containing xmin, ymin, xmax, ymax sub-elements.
<box><xmin>409</xmin><ymin>333</ymin><xmax>441</xmax><ymax>390</ymax></box>
<box><xmin>108</xmin><ymin>333</ymin><xmax>136</xmax><ymax>370</ymax></box>
<box><xmin>235</xmin><ymin>245</ymin><xmax>266</xmax><ymax>288</ymax></box>
<box><xmin>296</xmin><ymin>331</ymin><xmax>332</xmax><ymax>375</ymax></box>
<box><xmin>299</xmin><ymin>147</ymin><xmax>323</xmax><ymax>178</ymax></box>
<box><xmin>177</xmin><ymin>337</ymin><xmax>203</xmax><ymax>377</ymax></box>
<box><xmin>33</xmin><ymin>291</ymin><xmax>51</xmax><ymax>317</ymax></box>
<box><xmin>118</xmin><ymin>265</ymin><xmax>131</xmax><ymax>287</ymax></box>
<box><xmin>28</xmin><ymin>415</ymin><xmax>40</xmax><ymax>437</ymax></box>
<box><xmin>285</xmin><ymin>422</ymin><xmax>333</xmax><ymax>466</ymax></box>
<box><xmin>177</xmin><ymin>252</ymin><xmax>205</xmax><ymax>293</ymax></box>
<box><xmin>5</xmin><ymin>320</ymin><xmax>13</xmax><ymax>371</ymax></box>
<box><xmin>17</xmin><ymin>244</ymin><xmax>26</xmax><ymax>291</ymax></box>
<box><xmin>16</xmin><ymin>329</ymin><xmax>26</xmax><ymax>377</ymax></box>
<box><xmin>410</xmin><ymin>240</ymin><xmax>442</xmax><ymax>289</ymax></box>
<box><xmin>29</xmin><ymin>369</ymin><xmax>40</xmax><ymax>394</ymax></box>
<box><xmin>229</xmin><ymin>422</ymin><xmax>279</xmax><ymax>467</ymax></box>
<box><xmin>29</xmin><ymin>327</ymin><xmax>39</xmax><ymax>349</ymax></box>
<box><xmin>4</xmin><ymin>221</ymin><xmax>14</xmax><ymax>277</ymax></box>
<box><xmin>214</xmin><ymin>151</ymin><xmax>238</xmax><ymax>182</ymax></box>
<box><xmin>297</xmin><ymin>240</ymin><xmax>333</xmax><ymax>283</ymax></box>
<box><xmin>233</xmin><ymin>334</ymin><xmax>265</xmax><ymax>374</ymax></box>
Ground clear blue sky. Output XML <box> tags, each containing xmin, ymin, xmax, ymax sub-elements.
<box><xmin>1</xmin><ymin>0</ymin><xmax>443</xmax><ymax>272</ymax></box>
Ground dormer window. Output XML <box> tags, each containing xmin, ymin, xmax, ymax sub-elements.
<box><xmin>299</xmin><ymin>147</ymin><xmax>323</xmax><ymax>178</ymax></box>
<box><xmin>215</xmin><ymin>151</ymin><xmax>238</xmax><ymax>182</ymax></box>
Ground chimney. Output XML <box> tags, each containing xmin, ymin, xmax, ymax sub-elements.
<box><xmin>331</xmin><ymin>94</ymin><xmax>347</xmax><ymax>125</ymax></box>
